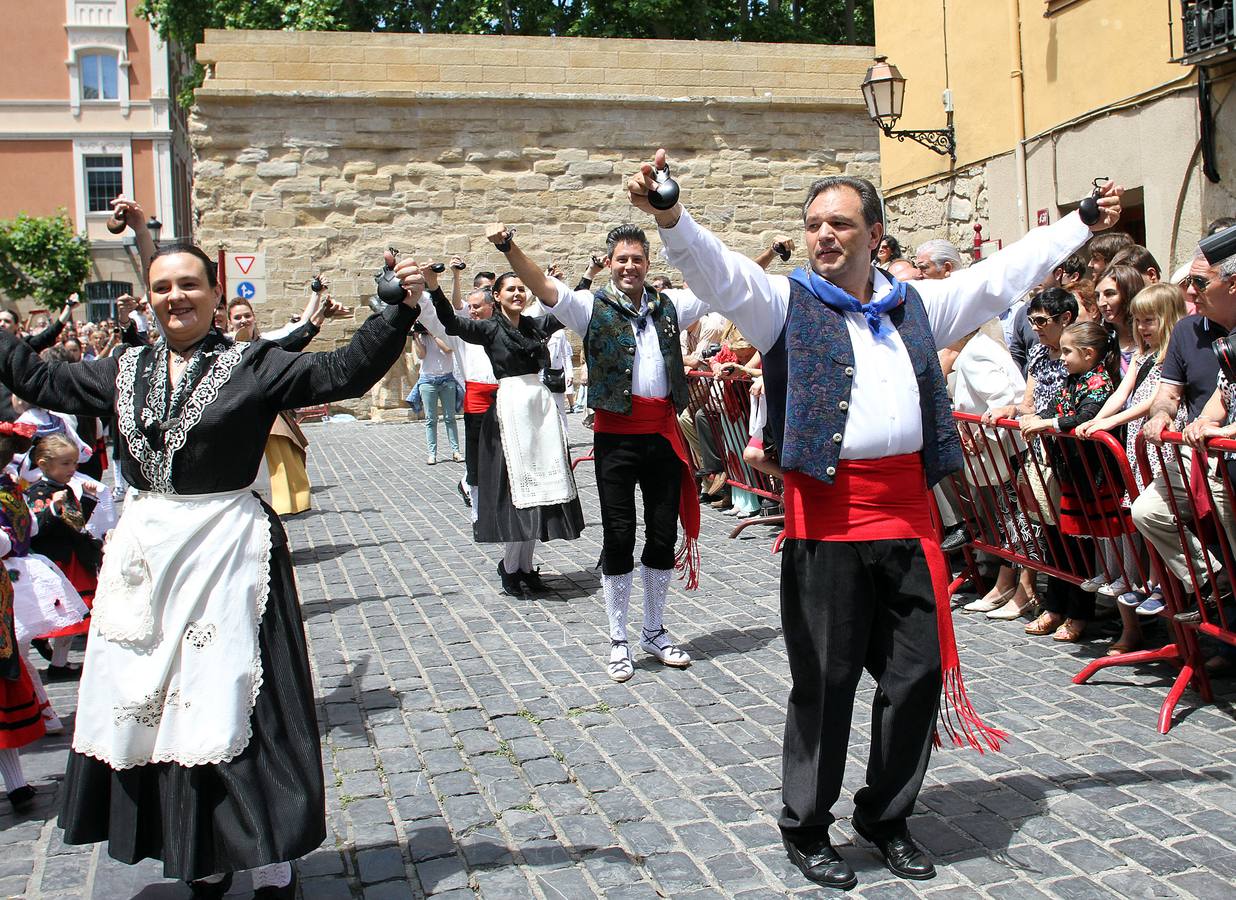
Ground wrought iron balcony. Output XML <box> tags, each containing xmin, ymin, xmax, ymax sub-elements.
<box><xmin>1178</xmin><ymin>1</ymin><xmax>1236</xmax><ymax>65</ymax></box>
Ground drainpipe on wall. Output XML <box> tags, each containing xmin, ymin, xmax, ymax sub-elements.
<box><xmin>1009</xmin><ymin>0</ymin><xmax>1030</xmax><ymax>234</ymax></box>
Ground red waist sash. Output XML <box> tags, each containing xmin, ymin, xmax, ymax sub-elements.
<box><xmin>464</xmin><ymin>381</ymin><xmax>498</xmax><ymax>414</ymax></box>
<box><xmin>782</xmin><ymin>452</ymin><xmax>1007</xmax><ymax>754</ymax></box>
<box><xmin>784</xmin><ymin>453</ymin><xmax>934</xmax><ymax>542</ymax></box>
<box><xmin>593</xmin><ymin>397</ymin><xmax>700</xmax><ymax>589</ymax></box>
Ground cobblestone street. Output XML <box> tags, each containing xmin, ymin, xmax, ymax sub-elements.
<box><xmin>7</xmin><ymin>418</ymin><xmax>1236</xmax><ymax>899</ymax></box>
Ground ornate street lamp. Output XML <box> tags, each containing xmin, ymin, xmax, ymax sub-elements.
<box><xmin>146</xmin><ymin>216</ymin><xmax>163</xmax><ymax>246</ymax></box>
<box><xmin>861</xmin><ymin>56</ymin><xmax>956</xmax><ymax>161</ymax></box>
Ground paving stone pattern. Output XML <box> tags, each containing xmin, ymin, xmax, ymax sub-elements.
<box><xmin>8</xmin><ymin>418</ymin><xmax>1236</xmax><ymax>899</ymax></box>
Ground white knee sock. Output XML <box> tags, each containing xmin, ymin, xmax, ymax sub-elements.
<box><xmin>603</xmin><ymin>571</ymin><xmax>634</xmax><ymax>642</ymax></box>
<box><xmin>0</xmin><ymin>748</ymin><xmax>27</xmax><ymax>793</ymax></box>
<box><xmin>251</xmin><ymin>861</ymin><xmax>292</xmax><ymax>889</ymax></box>
<box><xmin>641</xmin><ymin>565</ymin><xmax>672</xmax><ymax>636</ymax></box>
<box><xmin>51</xmin><ymin>637</ymin><xmax>72</xmax><ymax>667</ymax></box>
<box><xmin>502</xmin><ymin>542</ymin><xmax>522</xmax><ymax>574</ymax></box>
<box><xmin>518</xmin><ymin>540</ymin><xmax>536</xmax><ymax>574</ymax></box>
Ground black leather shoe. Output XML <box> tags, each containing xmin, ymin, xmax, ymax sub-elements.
<box><xmin>852</xmin><ymin>820</ymin><xmax>936</xmax><ymax>881</ymax></box>
<box><xmin>6</xmin><ymin>784</ymin><xmax>36</xmax><ymax>812</ymax></box>
<box><xmin>187</xmin><ymin>873</ymin><xmax>233</xmax><ymax>899</ymax></box>
<box><xmin>939</xmin><ymin>524</ymin><xmax>970</xmax><ymax>553</ymax></box>
<box><xmin>497</xmin><ymin>561</ymin><xmax>524</xmax><ymax>596</ymax></box>
<box><xmin>456</xmin><ymin>480</ymin><xmax>472</xmax><ymax>508</ymax></box>
<box><xmin>521</xmin><ymin>568</ymin><xmax>550</xmax><ymax>593</ymax></box>
<box><xmin>783</xmin><ymin>835</ymin><xmax>857</xmax><ymax>890</ymax></box>
<box><xmin>45</xmin><ymin>663</ymin><xmax>82</xmax><ymax>682</ymax></box>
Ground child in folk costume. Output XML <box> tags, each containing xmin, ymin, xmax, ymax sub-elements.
<box><xmin>0</xmin><ymin>422</ymin><xmax>52</xmax><ymax>812</ymax></box>
<box><xmin>421</xmin><ymin>266</ymin><xmax>585</xmax><ymax>596</ymax></box>
<box><xmin>25</xmin><ymin>435</ymin><xmax>104</xmax><ymax>666</ymax></box>
<box><xmin>1021</xmin><ymin>322</ymin><xmax>1126</xmax><ymax>643</ymax></box>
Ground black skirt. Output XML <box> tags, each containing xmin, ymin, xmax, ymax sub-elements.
<box><xmin>58</xmin><ymin>508</ymin><xmax>326</xmax><ymax>881</ymax></box>
<box><xmin>474</xmin><ymin>404</ymin><xmax>585</xmax><ymax>544</ymax></box>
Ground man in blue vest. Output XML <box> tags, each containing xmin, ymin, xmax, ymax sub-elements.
<box><xmin>626</xmin><ymin>149</ymin><xmax>1122</xmax><ymax>889</ymax></box>
<box><xmin>487</xmin><ymin>222</ymin><xmax>707</xmax><ymax>685</ymax></box>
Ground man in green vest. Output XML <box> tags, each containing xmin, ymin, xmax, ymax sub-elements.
<box><xmin>487</xmin><ymin>222</ymin><xmax>707</xmax><ymax>683</ymax></box>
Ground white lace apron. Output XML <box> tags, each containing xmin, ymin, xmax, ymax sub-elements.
<box><xmin>495</xmin><ymin>374</ymin><xmax>577</xmax><ymax>509</ymax></box>
<box><xmin>72</xmin><ymin>487</ymin><xmax>272</xmax><ymax>769</ymax></box>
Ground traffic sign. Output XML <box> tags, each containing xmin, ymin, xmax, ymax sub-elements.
<box><xmin>236</xmin><ymin>281</ymin><xmax>256</xmax><ymax>300</ymax></box>
<box><xmin>224</xmin><ymin>251</ymin><xmax>266</xmax><ymax>279</ymax></box>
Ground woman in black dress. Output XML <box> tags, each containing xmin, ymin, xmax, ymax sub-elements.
<box><xmin>414</xmin><ymin>263</ymin><xmax>584</xmax><ymax>595</ymax></box>
<box><xmin>0</xmin><ymin>241</ymin><xmax>423</xmax><ymax>898</ymax></box>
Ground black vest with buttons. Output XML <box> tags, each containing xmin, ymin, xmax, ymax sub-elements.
<box><xmin>584</xmin><ymin>289</ymin><xmax>690</xmax><ymax>414</ymax></box>
<box><xmin>762</xmin><ymin>277</ymin><xmax>962</xmax><ymax>487</ymax></box>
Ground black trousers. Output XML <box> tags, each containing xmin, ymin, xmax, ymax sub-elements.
<box><xmin>463</xmin><ymin>410</ymin><xmax>486</xmax><ymax>487</ymax></box>
<box><xmin>594</xmin><ymin>431</ymin><xmax>681</xmax><ymax>575</ymax></box>
<box><xmin>779</xmin><ymin>537</ymin><xmax>942</xmax><ymax>844</ymax></box>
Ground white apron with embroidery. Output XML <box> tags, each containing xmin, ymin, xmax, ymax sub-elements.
<box><xmin>72</xmin><ymin>487</ymin><xmax>271</xmax><ymax>769</ymax></box>
<box><xmin>495</xmin><ymin>373</ymin><xmax>576</xmax><ymax>509</ymax></box>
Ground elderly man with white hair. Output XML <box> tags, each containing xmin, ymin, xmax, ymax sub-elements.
<box><xmin>915</xmin><ymin>239</ymin><xmax>965</xmax><ymax>280</ymax></box>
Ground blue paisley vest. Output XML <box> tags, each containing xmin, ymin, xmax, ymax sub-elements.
<box><xmin>762</xmin><ymin>277</ymin><xmax>962</xmax><ymax>487</ymax></box>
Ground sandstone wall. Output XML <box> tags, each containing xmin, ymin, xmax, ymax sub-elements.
<box><xmin>192</xmin><ymin>31</ymin><xmax>878</xmax><ymax>417</ymax></box>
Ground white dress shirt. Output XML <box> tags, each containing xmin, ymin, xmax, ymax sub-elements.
<box><xmin>660</xmin><ymin>209</ymin><xmax>1091</xmax><ymax>460</ymax></box>
<box><xmin>550</xmin><ymin>279</ymin><xmax>709</xmax><ymax>400</ymax></box>
<box><xmin>417</xmin><ymin>296</ymin><xmax>496</xmax><ymax>385</ymax></box>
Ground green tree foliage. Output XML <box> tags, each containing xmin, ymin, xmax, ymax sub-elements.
<box><xmin>140</xmin><ymin>0</ymin><xmax>873</xmax><ymax>103</ymax></box>
<box><xmin>0</xmin><ymin>214</ymin><xmax>92</xmax><ymax>310</ymax></box>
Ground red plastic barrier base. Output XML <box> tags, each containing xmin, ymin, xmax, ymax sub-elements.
<box><xmin>1072</xmin><ymin>640</ymin><xmax>1211</xmax><ymax>734</ymax></box>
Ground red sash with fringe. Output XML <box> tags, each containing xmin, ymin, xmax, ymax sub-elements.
<box><xmin>782</xmin><ymin>453</ymin><xmax>1006</xmax><ymax>753</ymax></box>
<box><xmin>593</xmin><ymin>396</ymin><xmax>700</xmax><ymax>589</ymax></box>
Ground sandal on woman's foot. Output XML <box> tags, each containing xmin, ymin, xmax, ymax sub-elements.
<box><xmin>987</xmin><ymin>594</ymin><xmax>1034</xmax><ymax>620</ymax></box>
<box><xmin>1052</xmin><ymin>618</ymin><xmax>1087</xmax><ymax>642</ymax></box>
<box><xmin>1025</xmin><ymin>612</ymin><xmax>1063</xmax><ymax>635</ymax></box>
<box><xmin>640</xmin><ymin>628</ymin><xmax>692</xmax><ymax>668</ymax></box>
<box><xmin>607</xmin><ymin>641</ymin><xmax>634</xmax><ymax>683</ymax></box>
<box><xmin>1106</xmin><ymin>640</ymin><xmax>1141</xmax><ymax>657</ymax></box>
<box><xmin>964</xmin><ymin>588</ymin><xmax>1014</xmax><ymax>612</ymax></box>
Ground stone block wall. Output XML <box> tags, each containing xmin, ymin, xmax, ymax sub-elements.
<box><xmin>192</xmin><ymin>31</ymin><xmax>878</xmax><ymax>417</ymax></box>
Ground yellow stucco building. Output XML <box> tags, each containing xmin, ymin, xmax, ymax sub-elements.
<box><xmin>872</xmin><ymin>0</ymin><xmax>1235</xmax><ymax>269</ymax></box>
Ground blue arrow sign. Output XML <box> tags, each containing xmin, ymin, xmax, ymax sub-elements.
<box><xmin>236</xmin><ymin>281</ymin><xmax>256</xmax><ymax>300</ymax></box>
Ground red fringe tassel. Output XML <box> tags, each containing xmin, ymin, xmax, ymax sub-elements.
<box><xmin>932</xmin><ymin>666</ymin><xmax>1008</xmax><ymax>753</ymax></box>
<box><xmin>674</xmin><ymin>535</ymin><xmax>700</xmax><ymax>591</ymax></box>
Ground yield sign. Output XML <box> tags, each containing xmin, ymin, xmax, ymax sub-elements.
<box><xmin>235</xmin><ymin>255</ymin><xmax>256</xmax><ymax>275</ymax></box>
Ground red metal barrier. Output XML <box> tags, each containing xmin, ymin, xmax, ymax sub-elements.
<box><xmin>1141</xmin><ymin>431</ymin><xmax>1236</xmax><ymax>656</ymax></box>
<box><xmin>687</xmin><ymin>371</ymin><xmax>784</xmax><ymax>538</ymax></box>
<box><xmin>951</xmin><ymin>412</ymin><xmax>1207</xmax><ymax>732</ymax></box>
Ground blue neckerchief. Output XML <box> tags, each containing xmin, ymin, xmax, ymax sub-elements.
<box><xmin>787</xmin><ymin>266</ymin><xmax>906</xmax><ymax>336</ymax></box>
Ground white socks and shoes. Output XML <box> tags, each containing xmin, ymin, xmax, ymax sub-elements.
<box><xmin>608</xmin><ymin>641</ymin><xmax>634</xmax><ymax>682</ymax></box>
<box><xmin>639</xmin><ymin>566</ymin><xmax>691</xmax><ymax>668</ymax></box>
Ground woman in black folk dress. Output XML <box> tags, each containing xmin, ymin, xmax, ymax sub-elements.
<box><xmin>413</xmin><ymin>263</ymin><xmax>584</xmax><ymax>596</ymax></box>
<box><xmin>0</xmin><ymin>242</ymin><xmax>424</xmax><ymax>898</ymax></box>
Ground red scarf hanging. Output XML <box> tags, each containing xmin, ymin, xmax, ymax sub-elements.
<box><xmin>594</xmin><ymin>396</ymin><xmax>701</xmax><ymax>589</ymax></box>
<box><xmin>782</xmin><ymin>454</ymin><xmax>1007</xmax><ymax>753</ymax></box>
